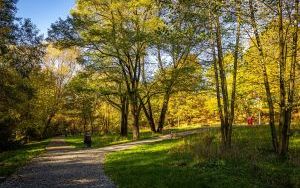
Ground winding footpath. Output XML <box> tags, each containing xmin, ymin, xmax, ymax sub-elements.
<box><xmin>1</xmin><ymin>129</ymin><xmax>205</xmax><ymax>188</ymax></box>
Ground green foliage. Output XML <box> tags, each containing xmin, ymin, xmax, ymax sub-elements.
<box><xmin>168</xmin><ymin>92</ymin><xmax>219</xmax><ymax>125</ymax></box>
<box><xmin>47</xmin><ymin>17</ymin><xmax>81</xmax><ymax>48</ymax></box>
<box><xmin>0</xmin><ymin>0</ymin><xmax>17</xmax><ymax>54</ymax></box>
<box><xmin>0</xmin><ymin>0</ymin><xmax>44</xmax><ymax>149</ymax></box>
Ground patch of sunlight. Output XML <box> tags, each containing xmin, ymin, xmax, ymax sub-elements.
<box><xmin>111</xmin><ymin>139</ymin><xmax>130</xmax><ymax>145</ymax></box>
<box><xmin>125</xmin><ymin>140</ymin><xmax>183</xmax><ymax>154</ymax></box>
<box><xmin>292</xmin><ymin>137</ymin><xmax>300</xmax><ymax>143</ymax></box>
<box><xmin>290</xmin><ymin>137</ymin><xmax>300</xmax><ymax>148</ymax></box>
<box><xmin>72</xmin><ymin>178</ymin><xmax>97</xmax><ymax>184</ymax></box>
<box><xmin>28</xmin><ymin>148</ymin><xmax>44</xmax><ymax>153</ymax></box>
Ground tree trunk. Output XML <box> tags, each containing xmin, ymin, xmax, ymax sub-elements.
<box><xmin>140</xmin><ymin>97</ymin><xmax>157</xmax><ymax>132</ymax></box>
<box><xmin>211</xmin><ymin>28</ymin><xmax>225</xmax><ymax>143</ymax></box>
<box><xmin>277</xmin><ymin>0</ymin><xmax>287</xmax><ymax>155</ymax></box>
<box><xmin>132</xmin><ymin>108</ymin><xmax>140</xmax><ymax>140</ymax></box>
<box><xmin>157</xmin><ymin>91</ymin><xmax>171</xmax><ymax>133</ymax></box>
<box><xmin>215</xmin><ymin>6</ymin><xmax>231</xmax><ymax>148</ymax></box>
<box><xmin>120</xmin><ymin>95</ymin><xmax>129</xmax><ymax>137</ymax></box>
<box><xmin>140</xmin><ymin>52</ymin><xmax>157</xmax><ymax>133</ymax></box>
<box><xmin>130</xmin><ymin>90</ymin><xmax>141</xmax><ymax>140</ymax></box>
<box><xmin>279</xmin><ymin>0</ymin><xmax>299</xmax><ymax>156</ymax></box>
<box><xmin>83</xmin><ymin>114</ymin><xmax>87</xmax><ymax>134</ymax></box>
<box><xmin>209</xmin><ymin>5</ymin><xmax>226</xmax><ymax>148</ymax></box>
<box><xmin>90</xmin><ymin>117</ymin><xmax>94</xmax><ymax>135</ymax></box>
<box><xmin>249</xmin><ymin>0</ymin><xmax>279</xmax><ymax>153</ymax></box>
<box><xmin>43</xmin><ymin>111</ymin><xmax>55</xmax><ymax>138</ymax></box>
<box><xmin>228</xmin><ymin>0</ymin><xmax>241</xmax><ymax>145</ymax></box>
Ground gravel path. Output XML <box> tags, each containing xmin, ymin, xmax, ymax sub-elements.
<box><xmin>1</xmin><ymin>128</ymin><xmax>205</xmax><ymax>188</ymax></box>
<box><xmin>0</xmin><ymin>137</ymin><xmax>115</xmax><ymax>188</ymax></box>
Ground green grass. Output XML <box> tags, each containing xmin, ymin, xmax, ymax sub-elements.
<box><xmin>0</xmin><ymin>140</ymin><xmax>50</xmax><ymax>179</ymax></box>
<box><xmin>65</xmin><ymin>124</ymin><xmax>204</xmax><ymax>148</ymax></box>
<box><xmin>104</xmin><ymin>126</ymin><xmax>300</xmax><ymax>188</ymax></box>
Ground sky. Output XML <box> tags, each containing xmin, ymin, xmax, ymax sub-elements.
<box><xmin>17</xmin><ymin>0</ymin><xmax>75</xmax><ymax>37</ymax></box>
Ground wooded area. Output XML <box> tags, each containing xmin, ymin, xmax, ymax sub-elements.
<box><xmin>1</xmin><ymin>0</ymin><xmax>300</xmax><ymax>159</ymax></box>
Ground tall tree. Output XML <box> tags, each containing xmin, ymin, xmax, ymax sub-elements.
<box><xmin>0</xmin><ymin>0</ymin><xmax>44</xmax><ymax>149</ymax></box>
<box><xmin>285</xmin><ymin>0</ymin><xmax>299</xmax><ymax>154</ymax></box>
<box><xmin>247</xmin><ymin>0</ymin><xmax>299</xmax><ymax>155</ymax></box>
<box><xmin>277</xmin><ymin>0</ymin><xmax>299</xmax><ymax>155</ymax></box>
<box><xmin>208</xmin><ymin>0</ymin><xmax>242</xmax><ymax>148</ymax></box>
<box><xmin>41</xmin><ymin>45</ymin><xmax>79</xmax><ymax>136</ymax></box>
<box><xmin>48</xmin><ymin>17</ymin><xmax>130</xmax><ymax>137</ymax></box>
<box><xmin>71</xmin><ymin>0</ymin><xmax>163</xmax><ymax>139</ymax></box>
<box><xmin>141</xmin><ymin>0</ymin><xmax>206</xmax><ymax>133</ymax></box>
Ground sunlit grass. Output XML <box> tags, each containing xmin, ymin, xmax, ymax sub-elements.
<box><xmin>104</xmin><ymin>126</ymin><xmax>300</xmax><ymax>188</ymax></box>
<box><xmin>0</xmin><ymin>140</ymin><xmax>50</xmax><ymax>180</ymax></box>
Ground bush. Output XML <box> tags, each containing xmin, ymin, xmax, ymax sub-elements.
<box><xmin>0</xmin><ymin>119</ymin><xmax>17</xmax><ymax>151</ymax></box>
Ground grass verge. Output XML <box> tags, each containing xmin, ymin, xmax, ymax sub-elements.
<box><xmin>0</xmin><ymin>140</ymin><xmax>50</xmax><ymax>180</ymax></box>
<box><xmin>104</xmin><ymin>126</ymin><xmax>300</xmax><ymax>188</ymax></box>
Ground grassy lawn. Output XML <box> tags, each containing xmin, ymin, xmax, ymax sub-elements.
<box><xmin>65</xmin><ymin>124</ymin><xmax>204</xmax><ymax>148</ymax></box>
<box><xmin>104</xmin><ymin>125</ymin><xmax>300</xmax><ymax>188</ymax></box>
<box><xmin>0</xmin><ymin>140</ymin><xmax>50</xmax><ymax>180</ymax></box>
